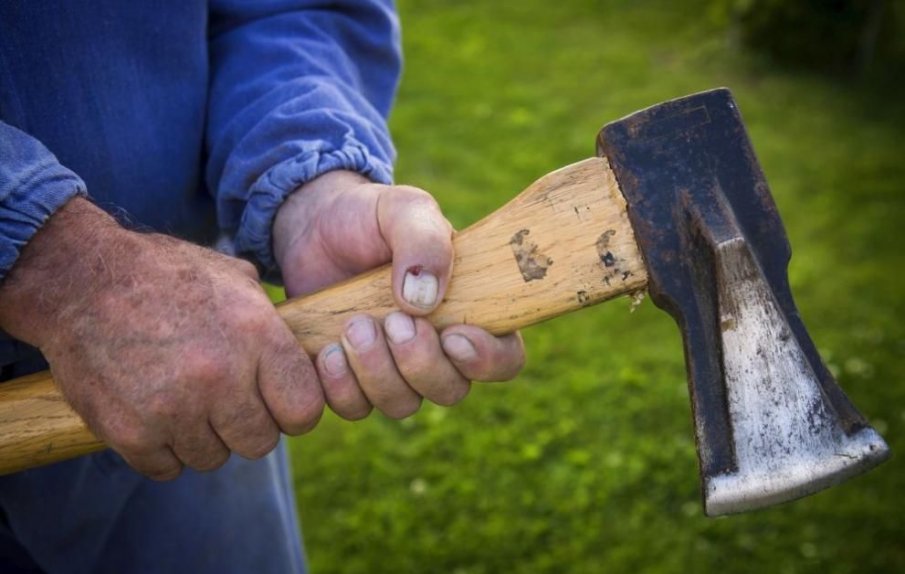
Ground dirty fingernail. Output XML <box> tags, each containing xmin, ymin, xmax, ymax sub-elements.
<box><xmin>385</xmin><ymin>312</ymin><xmax>416</xmax><ymax>344</ymax></box>
<box><xmin>346</xmin><ymin>317</ymin><xmax>376</xmax><ymax>350</ymax></box>
<box><xmin>322</xmin><ymin>344</ymin><xmax>348</xmax><ymax>377</ymax></box>
<box><xmin>403</xmin><ymin>267</ymin><xmax>438</xmax><ymax>309</ymax></box>
<box><xmin>442</xmin><ymin>334</ymin><xmax>477</xmax><ymax>362</ymax></box>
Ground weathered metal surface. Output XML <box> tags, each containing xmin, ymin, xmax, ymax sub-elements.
<box><xmin>597</xmin><ymin>88</ymin><xmax>890</xmax><ymax>515</ymax></box>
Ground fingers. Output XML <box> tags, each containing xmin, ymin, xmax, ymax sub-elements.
<box><xmin>339</xmin><ymin>315</ymin><xmax>422</xmax><ymax>419</ymax></box>
<box><xmin>115</xmin><ymin>361</ymin><xmax>316</xmax><ymax>480</ymax></box>
<box><xmin>376</xmin><ymin>187</ymin><xmax>454</xmax><ymax>315</ymax></box>
<box><xmin>209</xmin><ymin>393</ymin><xmax>281</xmax><ymax>460</ymax></box>
<box><xmin>384</xmin><ymin>313</ymin><xmax>470</xmax><ymax>406</ymax></box>
<box><xmin>440</xmin><ymin>326</ymin><xmax>526</xmax><ymax>382</ymax></box>
<box><xmin>317</xmin><ymin>312</ymin><xmax>471</xmax><ymax>418</ymax></box>
<box><xmin>97</xmin><ymin>391</ymin><xmax>279</xmax><ymax>478</ymax></box>
<box><xmin>170</xmin><ymin>422</ymin><xmax>230</xmax><ymax>472</ymax></box>
<box><xmin>256</xmin><ymin>320</ymin><xmax>325</xmax><ymax>436</ymax></box>
<box><xmin>100</xmin><ymin>317</ymin><xmax>321</xmax><ymax>479</ymax></box>
<box><xmin>89</xmin><ymin>409</ymin><xmax>185</xmax><ymax>481</ymax></box>
<box><xmin>318</xmin><ymin>313</ymin><xmax>526</xmax><ymax>422</ymax></box>
<box><xmin>118</xmin><ymin>446</ymin><xmax>184</xmax><ymax>482</ymax></box>
<box><xmin>316</xmin><ymin>343</ymin><xmax>373</xmax><ymax>420</ymax></box>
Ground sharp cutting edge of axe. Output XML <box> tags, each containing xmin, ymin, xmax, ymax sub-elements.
<box><xmin>0</xmin><ymin>88</ymin><xmax>889</xmax><ymax>516</ymax></box>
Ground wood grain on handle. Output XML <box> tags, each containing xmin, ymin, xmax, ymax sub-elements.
<box><xmin>0</xmin><ymin>370</ymin><xmax>106</xmax><ymax>474</ymax></box>
<box><xmin>0</xmin><ymin>157</ymin><xmax>648</xmax><ymax>475</ymax></box>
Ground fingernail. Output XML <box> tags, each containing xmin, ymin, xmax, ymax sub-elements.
<box><xmin>442</xmin><ymin>334</ymin><xmax>477</xmax><ymax>362</ymax></box>
<box><xmin>385</xmin><ymin>312</ymin><xmax>416</xmax><ymax>344</ymax></box>
<box><xmin>322</xmin><ymin>344</ymin><xmax>348</xmax><ymax>377</ymax></box>
<box><xmin>403</xmin><ymin>266</ymin><xmax>438</xmax><ymax>309</ymax></box>
<box><xmin>345</xmin><ymin>317</ymin><xmax>376</xmax><ymax>350</ymax></box>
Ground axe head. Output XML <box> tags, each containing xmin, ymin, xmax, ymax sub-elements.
<box><xmin>597</xmin><ymin>88</ymin><xmax>889</xmax><ymax>516</ymax></box>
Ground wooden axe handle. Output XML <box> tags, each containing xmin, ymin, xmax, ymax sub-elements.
<box><xmin>0</xmin><ymin>157</ymin><xmax>648</xmax><ymax>475</ymax></box>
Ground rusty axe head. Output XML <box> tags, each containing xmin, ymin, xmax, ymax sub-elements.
<box><xmin>597</xmin><ymin>88</ymin><xmax>889</xmax><ymax>516</ymax></box>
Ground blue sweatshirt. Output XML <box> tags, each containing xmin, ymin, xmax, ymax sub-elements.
<box><xmin>0</xmin><ymin>0</ymin><xmax>400</xmax><ymax>280</ymax></box>
<box><xmin>0</xmin><ymin>0</ymin><xmax>401</xmax><ymax>368</ymax></box>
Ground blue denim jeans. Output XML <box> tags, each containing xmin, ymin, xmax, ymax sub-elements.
<box><xmin>0</xmin><ymin>356</ymin><xmax>307</xmax><ymax>574</ymax></box>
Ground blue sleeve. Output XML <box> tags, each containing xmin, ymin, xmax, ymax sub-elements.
<box><xmin>0</xmin><ymin>121</ymin><xmax>87</xmax><ymax>282</ymax></box>
<box><xmin>206</xmin><ymin>0</ymin><xmax>402</xmax><ymax>276</ymax></box>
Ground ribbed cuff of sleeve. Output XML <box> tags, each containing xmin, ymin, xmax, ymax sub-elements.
<box><xmin>0</xmin><ymin>162</ymin><xmax>86</xmax><ymax>282</ymax></box>
<box><xmin>233</xmin><ymin>139</ymin><xmax>393</xmax><ymax>279</ymax></box>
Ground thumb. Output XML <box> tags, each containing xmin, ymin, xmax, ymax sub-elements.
<box><xmin>377</xmin><ymin>186</ymin><xmax>454</xmax><ymax>316</ymax></box>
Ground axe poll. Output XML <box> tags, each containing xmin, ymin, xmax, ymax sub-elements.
<box><xmin>0</xmin><ymin>88</ymin><xmax>888</xmax><ymax>515</ymax></box>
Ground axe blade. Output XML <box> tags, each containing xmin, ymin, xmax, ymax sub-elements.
<box><xmin>597</xmin><ymin>88</ymin><xmax>890</xmax><ymax>516</ymax></box>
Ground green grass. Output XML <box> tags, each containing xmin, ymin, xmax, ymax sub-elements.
<box><xmin>289</xmin><ymin>1</ymin><xmax>905</xmax><ymax>572</ymax></box>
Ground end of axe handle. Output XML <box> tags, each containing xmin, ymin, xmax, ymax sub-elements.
<box><xmin>0</xmin><ymin>370</ymin><xmax>103</xmax><ymax>475</ymax></box>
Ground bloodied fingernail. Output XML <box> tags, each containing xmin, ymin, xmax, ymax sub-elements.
<box><xmin>402</xmin><ymin>266</ymin><xmax>438</xmax><ymax>309</ymax></box>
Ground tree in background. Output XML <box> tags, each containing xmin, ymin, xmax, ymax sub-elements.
<box><xmin>714</xmin><ymin>0</ymin><xmax>903</xmax><ymax>78</ymax></box>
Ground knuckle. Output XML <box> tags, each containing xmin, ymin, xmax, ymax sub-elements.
<box><xmin>190</xmin><ymin>450</ymin><xmax>230</xmax><ymax>472</ymax></box>
<box><xmin>491</xmin><ymin>360</ymin><xmax>524</xmax><ymax>383</ymax></box>
<box><xmin>432</xmin><ymin>381</ymin><xmax>471</xmax><ymax>407</ymax></box>
<box><xmin>499</xmin><ymin>344</ymin><xmax>527</xmax><ymax>379</ymax></box>
<box><xmin>233</xmin><ymin>305</ymin><xmax>272</xmax><ymax>337</ymax></box>
<box><xmin>336</xmin><ymin>402</ymin><xmax>372</xmax><ymax>421</ymax></box>
<box><xmin>234</xmin><ymin>259</ymin><xmax>259</xmax><ymax>279</ymax></box>
<box><xmin>396</xmin><ymin>351</ymin><xmax>467</xmax><ymax>404</ymax></box>
<box><xmin>106</xmin><ymin>420</ymin><xmax>155</xmax><ymax>454</ymax></box>
<box><xmin>394</xmin><ymin>337</ymin><xmax>438</xmax><ymax>380</ymax></box>
<box><xmin>397</xmin><ymin>185</ymin><xmax>435</xmax><ymax>204</ymax></box>
<box><xmin>241</xmin><ymin>432</ymin><xmax>281</xmax><ymax>461</ymax></box>
<box><xmin>398</xmin><ymin>362</ymin><xmax>433</xmax><ymax>387</ymax></box>
<box><xmin>183</xmin><ymin>351</ymin><xmax>230</xmax><ymax>387</ymax></box>
<box><xmin>397</xmin><ymin>188</ymin><xmax>450</xmax><ymax>224</ymax></box>
<box><xmin>172</xmin><ymin>428</ymin><xmax>230</xmax><ymax>472</ymax></box>
<box><xmin>146</xmin><ymin>464</ymin><xmax>184</xmax><ymax>482</ymax></box>
<box><xmin>323</xmin><ymin>381</ymin><xmax>373</xmax><ymax>421</ymax></box>
<box><xmin>116</xmin><ymin>445</ymin><xmax>183</xmax><ymax>481</ymax></box>
<box><xmin>466</xmin><ymin>335</ymin><xmax>526</xmax><ymax>382</ymax></box>
<box><xmin>381</xmin><ymin>395</ymin><xmax>422</xmax><ymax>420</ymax></box>
<box><xmin>280</xmin><ymin>390</ymin><xmax>325</xmax><ymax>435</ymax></box>
<box><xmin>144</xmin><ymin>391</ymin><xmax>182</xmax><ymax>420</ymax></box>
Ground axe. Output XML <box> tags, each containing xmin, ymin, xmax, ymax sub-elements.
<box><xmin>0</xmin><ymin>88</ymin><xmax>889</xmax><ymax>515</ymax></box>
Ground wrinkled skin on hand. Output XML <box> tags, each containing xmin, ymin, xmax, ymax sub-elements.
<box><xmin>273</xmin><ymin>171</ymin><xmax>525</xmax><ymax>421</ymax></box>
<box><xmin>0</xmin><ymin>199</ymin><xmax>323</xmax><ymax>479</ymax></box>
<box><xmin>0</xmin><ymin>171</ymin><xmax>527</xmax><ymax>480</ymax></box>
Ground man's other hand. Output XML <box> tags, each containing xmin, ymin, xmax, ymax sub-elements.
<box><xmin>273</xmin><ymin>171</ymin><xmax>525</xmax><ymax>421</ymax></box>
<box><xmin>0</xmin><ymin>198</ymin><xmax>324</xmax><ymax>480</ymax></box>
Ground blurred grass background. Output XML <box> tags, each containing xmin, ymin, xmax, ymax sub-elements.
<box><xmin>288</xmin><ymin>0</ymin><xmax>904</xmax><ymax>572</ymax></box>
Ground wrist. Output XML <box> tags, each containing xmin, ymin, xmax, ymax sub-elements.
<box><xmin>272</xmin><ymin>170</ymin><xmax>371</xmax><ymax>272</ymax></box>
<box><xmin>0</xmin><ymin>197</ymin><xmax>131</xmax><ymax>346</ymax></box>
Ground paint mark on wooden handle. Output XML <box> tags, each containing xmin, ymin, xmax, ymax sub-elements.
<box><xmin>596</xmin><ymin>229</ymin><xmax>635</xmax><ymax>286</ymax></box>
<box><xmin>510</xmin><ymin>229</ymin><xmax>553</xmax><ymax>282</ymax></box>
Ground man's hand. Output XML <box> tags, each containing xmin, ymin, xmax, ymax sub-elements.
<box><xmin>273</xmin><ymin>171</ymin><xmax>525</xmax><ymax>420</ymax></box>
<box><xmin>0</xmin><ymin>198</ymin><xmax>324</xmax><ymax>479</ymax></box>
